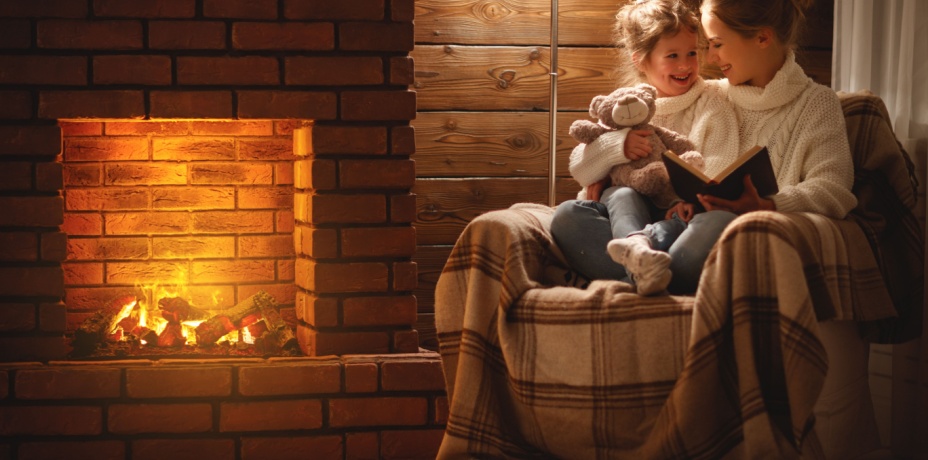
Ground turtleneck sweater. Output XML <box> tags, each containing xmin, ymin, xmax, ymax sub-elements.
<box><xmin>568</xmin><ymin>54</ymin><xmax>857</xmax><ymax>219</ymax></box>
<box><xmin>725</xmin><ymin>52</ymin><xmax>856</xmax><ymax>218</ymax></box>
<box><xmin>568</xmin><ymin>77</ymin><xmax>740</xmax><ymax>195</ymax></box>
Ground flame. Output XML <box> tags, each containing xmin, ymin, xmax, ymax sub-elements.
<box><xmin>105</xmin><ymin>274</ymin><xmax>238</xmax><ymax>347</ymax></box>
<box><xmin>107</xmin><ymin>298</ymin><xmax>138</xmax><ymax>335</ymax></box>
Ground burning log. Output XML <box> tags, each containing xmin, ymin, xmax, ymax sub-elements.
<box><xmin>158</xmin><ymin>297</ymin><xmax>210</xmax><ymax>323</ymax></box>
<box><xmin>157</xmin><ymin>323</ymin><xmax>186</xmax><ymax>347</ymax></box>
<box><xmin>247</xmin><ymin>320</ymin><xmax>269</xmax><ymax>339</ymax></box>
<box><xmin>140</xmin><ymin>328</ymin><xmax>158</xmax><ymax>345</ymax></box>
<box><xmin>72</xmin><ymin>310</ymin><xmax>114</xmax><ymax>356</ymax></box>
<box><xmin>117</xmin><ymin>315</ymin><xmax>138</xmax><ymax>333</ymax></box>
<box><xmin>257</xmin><ymin>300</ymin><xmax>299</xmax><ymax>354</ymax></box>
<box><xmin>70</xmin><ymin>295</ymin><xmax>138</xmax><ymax>357</ymax></box>
<box><xmin>194</xmin><ymin>291</ymin><xmax>276</xmax><ymax>346</ymax></box>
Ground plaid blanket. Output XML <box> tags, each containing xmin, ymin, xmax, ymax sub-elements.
<box><xmin>840</xmin><ymin>91</ymin><xmax>924</xmax><ymax>343</ymax></box>
<box><xmin>434</xmin><ymin>91</ymin><xmax>921</xmax><ymax>459</ymax></box>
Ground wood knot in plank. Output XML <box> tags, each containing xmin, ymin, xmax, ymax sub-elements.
<box><xmin>473</xmin><ymin>2</ymin><xmax>514</xmax><ymax>21</ymax></box>
<box><xmin>497</xmin><ymin>70</ymin><xmax>516</xmax><ymax>89</ymax></box>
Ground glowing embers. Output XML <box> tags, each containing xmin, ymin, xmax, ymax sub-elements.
<box><xmin>70</xmin><ymin>288</ymin><xmax>298</xmax><ymax>358</ymax></box>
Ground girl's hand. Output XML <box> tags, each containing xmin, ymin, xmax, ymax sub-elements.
<box><xmin>585</xmin><ymin>177</ymin><xmax>610</xmax><ymax>201</ymax></box>
<box><xmin>624</xmin><ymin>129</ymin><xmax>654</xmax><ymax>160</ymax></box>
<box><xmin>665</xmin><ymin>202</ymin><xmax>695</xmax><ymax>222</ymax></box>
<box><xmin>697</xmin><ymin>175</ymin><xmax>776</xmax><ymax>214</ymax></box>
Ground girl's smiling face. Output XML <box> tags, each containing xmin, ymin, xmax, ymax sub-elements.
<box><xmin>638</xmin><ymin>29</ymin><xmax>699</xmax><ymax>97</ymax></box>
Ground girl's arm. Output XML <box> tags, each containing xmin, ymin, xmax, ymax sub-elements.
<box><xmin>568</xmin><ymin>128</ymin><xmax>654</xmax><ymax>187</ymax></box>
<box><xmin>567</xmin><ymin>128</ymin><xmax>632</xmax><ymax>187</ymax></box>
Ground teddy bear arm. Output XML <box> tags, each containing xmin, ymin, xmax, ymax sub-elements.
<box><xmin>678</xmin><ymin>151</ymin><xmax>706</xmax><ymax>171</ymax></box>
<box><xmin>569</xmin><ymin>120</ymin><xmax>609</xmax><ymax>144</ymax></box>
<box><xmin>569</xmin><ymin>120</ymin><xmax>609</xmax><ymax>145</ymax></box>
<box><xmin>652</xmin><ymin>125</ymin><xmax>696</xmax><ymax>155</ymax></box>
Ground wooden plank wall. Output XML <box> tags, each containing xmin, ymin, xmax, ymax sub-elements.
<box><xmin>411</xmin><ymin>0</ymin><xmax>834</xmax><ymax>350</ymax></box>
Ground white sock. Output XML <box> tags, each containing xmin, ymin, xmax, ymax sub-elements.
<box><xmin>607</xmin><ymin>235</ymin><xmax>672</xmax><ymax>295</ymax></box>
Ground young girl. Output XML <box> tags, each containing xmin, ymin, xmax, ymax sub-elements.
<box><xmin>551</xmin><ymin>0</ymin><xmax>741</xmax><ymax>295</ymax></box>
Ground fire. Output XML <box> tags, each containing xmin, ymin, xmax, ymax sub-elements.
<box><xmin>106</xmin><ymin>279</ymin><xmax>231</xmax><ymax>347</ymax></box>
<box><xmin>71</xmin><ymin>287</ymin><xmax>296</xmax><ymax>358</ymax></box>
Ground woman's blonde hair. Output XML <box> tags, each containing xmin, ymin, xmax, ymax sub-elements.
<box><xmin>699</xmin><ymin>0</ymin><xmax>813</xmax><ymax>49</ymax></box>
<box><xmin>613</xmin><ymin>0</ymin><xmax>701</xmax><ymax>87</ymax></box>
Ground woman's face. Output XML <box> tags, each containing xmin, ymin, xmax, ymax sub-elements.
<box><xmin>639</xmin><ymin>29</ymin><xmax>699</xmax><ymax>98</ymax></box>
<box><xmin>700</xmin><ymin>10</ymin><xmax>762</xmax><ymax>86</ymax></box>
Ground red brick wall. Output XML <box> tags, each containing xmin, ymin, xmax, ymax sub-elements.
<box><xmin>0</xmin><ymin>356</ymin><xmax>447</xmax><ymax>459</ymax></box>
<box><xmin>0</xmin><ymin>0</ymin><xmax>420</xmax><ymax>360</ymax></box>
<box><xmin>0</xmin><ymin>0</ymin><xmax>446</xmax><ymax>455</ymax></box>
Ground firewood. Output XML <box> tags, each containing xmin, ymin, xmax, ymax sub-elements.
<box><xmin>247</xmin><ymin>320</ymin><xmax>269</xmax><ymax>339</ymax></box>
<box><xmin>157</xmin><ymin>323</ymin><xmax>186</xmax><ymax>347</ymax></box>
<box><xmin>256</xmin><ymin>296</ymin><xmax>299</xmax><ymax>353</ymax></box>
<box><xmin>117</xmin><ymin>315</ymin><xmax>138</xmax><ymax>333</ymax></box>
<box><xmin>71</xmin><ymin>310</ymin><xmax>118</xmax><ymax>357</ymax></box>
<box><xmin>158</xmin><ymin>296</ymin><xmax>211</xmax><ymax>323</ymax></box>
<box><xmin>194</xmin><ymin>291</ymin><xmax>275</xmax><ymax>346</ymax></box>
<box><xmin>140</xmin><ymin>328</ymin><xmax>158</xmax><ymax>345</ymax></box>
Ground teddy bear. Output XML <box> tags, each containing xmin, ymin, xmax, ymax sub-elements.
<box><xmin>569</xmin><ymin>83</ymin><xmax>705</xmax><ymax>208</ymax></box>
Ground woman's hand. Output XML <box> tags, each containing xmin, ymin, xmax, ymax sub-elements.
<box><xmin>696</xmin><ymin>175</ymin><xmax>776</xmax><ymax>214</ymax></box>
<box><xmin>624</xmin><ymin>129</ymin><xmax>654</xmax><ymax>160</ymax></box>
<box><xmin>665</xmin><ymin>201</ymin><xmax>696</xmax><ymax>222</ymax></box>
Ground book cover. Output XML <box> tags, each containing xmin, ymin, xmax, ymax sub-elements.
<box><xmin>662</xmin><ymin>145</ymin><xmax>778</xmax><ymax>204</ymax></box>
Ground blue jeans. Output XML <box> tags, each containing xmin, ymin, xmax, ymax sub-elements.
<box><xmin>551</xmin><ymin>186</ymin><xmax>737</xmax><ymax>294</ymax></box>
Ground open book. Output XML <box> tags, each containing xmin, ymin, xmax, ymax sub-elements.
<box><xmin>661</xmin><ymin>145</ymin><xmax>778</xmax><ymax>204</ymax></box>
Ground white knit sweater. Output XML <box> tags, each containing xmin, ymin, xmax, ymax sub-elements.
<box><xmin>726</xmin><ymin>53</ymin><xmax>857</xmax><ymax>218</ymax></box>
<box><xmin>569</xmin><ymin>77</ymin><xmax>741</xmax><ymax>193</ymax></box>
<box><xmin>569</xmin><ymin>54</ymin><xmax>857</xmax><ymax>219</ymax></box>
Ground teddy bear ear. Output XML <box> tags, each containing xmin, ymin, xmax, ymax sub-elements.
<box><xmin>589</xmin><ymin>95</ymin><xmax>606</xmax><ymax>117</ymax></box>
<box><xmin>637</xmin><ymin>83</ymin><xmax>657</xmax><ymax>97</ymax></box>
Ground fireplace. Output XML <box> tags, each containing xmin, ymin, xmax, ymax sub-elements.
<box><xmin>0</xmin><ymin>1</ymin><xmax>445</xmax><ymax>457</ymax></box>
<box><xmin>60</xmin><ymin>119</ymin><xmax>303</xmax><ymax>358</ymax></box>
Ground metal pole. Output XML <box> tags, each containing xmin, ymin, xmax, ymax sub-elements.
<box><xmin>548</xmin><ymin>0</ymin><xmax>559</xmax><ymax>207</ymax></box>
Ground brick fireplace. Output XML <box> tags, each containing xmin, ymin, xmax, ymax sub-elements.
<box><xmin>0</xmin><ymin>1</ymin><xmax>445</xmax><ymax>458</ymax></box>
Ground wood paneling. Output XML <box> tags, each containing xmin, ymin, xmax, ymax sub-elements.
<box><xmin>413</xmin><ymin>177</ymin><xmax>580</xmax><ymax>245</ymax></box>
<box><xmin>413</xmin><ymin>112</ymin><xmax>581</xmax><ymax>177</ymax></box>
<box><xmin>413</xmin><ymin>0</ymin><xmax>835</xmax><ymax>350</ymax></box>
<box><xmin>415</xmin><ymin>0</ymin><xmax>618</xmax><ymax>46</ymax></box>
<box><xmin>412</xmin><ymin>46</ymin><xmax>618</xmax><ymax>111</ymax></box>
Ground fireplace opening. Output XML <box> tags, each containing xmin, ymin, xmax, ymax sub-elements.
<box><xmin>60</xmin><ymin>119</ymin><xmax>301</xmax><ymax>359</ymax></box>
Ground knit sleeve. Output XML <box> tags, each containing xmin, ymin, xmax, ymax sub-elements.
<box><xmin>771</xmin><ymin>88</ymin><xmax>858</xmax><ymax>218</ymax></box>
<box><xmin>567</xmin><ymin>128</ymin><xmax>631</xmax><ymax>187</ymax></box>
<box><xmin>688</xmin><ymin>84</ymin><xmax>742</xmax><ymax>178</ymax></box>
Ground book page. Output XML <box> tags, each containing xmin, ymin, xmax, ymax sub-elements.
<box><xmin>711</xmin><ymin>145</ymin><xmax>765</xmax><ymax>182</ymax></box>
<box><xmin>664</xmin><ymin>150</ymin><xmax>711</xmax><ymax>183</ymax></box>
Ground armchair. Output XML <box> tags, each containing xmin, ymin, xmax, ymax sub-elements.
<box><xmin>434</xmin><ymin>90</ymin><xmax>923</xmax><ymax>459</ymax></box>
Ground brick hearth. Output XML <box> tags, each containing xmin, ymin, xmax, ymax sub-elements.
<box><xmin>1</xmin><ymin>355</ymin><xmax>446</xmax><ymax>459</ymax></box>
<box><xmin>0</xmin><ymin>1</ymin><xmax>446</xmax><ymax>457</ymax></box>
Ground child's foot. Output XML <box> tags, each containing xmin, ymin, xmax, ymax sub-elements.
<box><xmin>607</xmin><ymin>235</ymin><xmax>672</xmax><ymax>295</ymax></box>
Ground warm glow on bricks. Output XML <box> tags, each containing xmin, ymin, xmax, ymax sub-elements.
<box><xmin>60</xmin><ymin>120</ymin><xmax>299</xmax><ymax>333</ymax></box>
